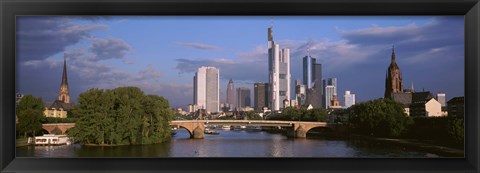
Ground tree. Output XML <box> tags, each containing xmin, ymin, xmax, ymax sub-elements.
<box><xmin>68</xmin><ymin>87</ymin><xmax>174</xmax><ymax>145</ymax></box>
<box><xmin>348</xmin><ymin>98</ymin><xmax>413</xmax><ymax>137</ymax></box>
<box><xmin>245</xmin><ymin>111</ymin><xmax>262</xmax><ymax>120</ymax></box>
<box><xmin>16</xmin><ymin>95</ymin><xmax>45</xmax><ymax>138</ymax></box>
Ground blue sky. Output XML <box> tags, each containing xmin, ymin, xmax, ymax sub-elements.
<box><xmin>16</xmin><ymin>16</ymin><xmax>464</xmax><ymax>109</ymax></box>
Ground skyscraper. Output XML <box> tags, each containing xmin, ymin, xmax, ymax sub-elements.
<box><xmin>194</xmin><ymin>66</ymin><xmax>219</xmax><ymax>113</ymax></box>
<box><xmin>268</xmin><ymin>26</ymin><xmax>291</xmax><ymax>111</ymax></box>
<box><xmin>437</xmin><ymin>92</ymin><xmax>446</xmax><ymax>107</ymax></box>
<box><xmin>343</xmin><ymin>90</ymin><xmax>355</xmax><ymax>108</ymax></box>
<box><xmin>303</xmin><ymin>55</ymin><xmax>323</xmax><ymax>108</ymax></box>
<box><xmin>58</xmin><ymin>54</ymin><xmax>70</xmax><ymax>103</ymax></box>
<box><xmin>226</xmin><ymin>79</ymin><xmax>235</xmax><ymax>109</ymax></box>
<box><xmin>385</xmin><ymin>46</ymin><xmax>403</xmax><ymax>99</ymax></box>
<box><xmin>323</xmin><ymin>78</ymin><xmax>337</xmax><ymax>109</ymax></box>
<box><xmin>295</xmin><ymin>80</ymin><xmax>306</xmax><ymax>106</ymax></box>
<box><xmin>236</xmin><ymin>87</ymin><xmax>251</xmax><ymax>108</ymax></box>
<box><xmin>302</xmin><ymin>55</ymin><xmax>322</xmax><ymax>90</ymax></box>
<box><xmin>254</xmin><ymin>83</ymin><xmax>269</xmax><ymax>111</ymax></box>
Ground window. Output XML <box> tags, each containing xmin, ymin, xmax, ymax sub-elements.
<box><xmin>279</xmin><ymin>91</ymin><xmax>286</xmax><ymax>96</ymax></box>
<box><xmin>279</xmin><ymin>74</ymin><xmax>286</xmax><ymax>79</ymax></box>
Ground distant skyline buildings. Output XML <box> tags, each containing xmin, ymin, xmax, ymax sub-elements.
<box><xmin>343</xmin><ymin>90</ymin><xmax>355</xmax><ymax>108</ymax></box>
<box><xmin>254</xmin><ymin>83</ymin><xmax>269</xmax><ymax>111</ymax></box>
<box><xmin>437</xmin><ymin>92</ymin><xmax>446</xmax><ymax>107</ymax></box>
<box><xmin>267</xmin><ymin>27</ymin><xmax>291</xmax><ymax>111</ymax></box>
<box><xmin>194</xmin><ymin>66</ymin><xmax>219</xmax><ymax>113</ymax></box>
<box><xmin>236</xmin><ymin>87</ymin><xmax>251</xmax><ymax>108</ymax></box>
<box><xmin>226</xmin><ymin>79</ymin><xmax>235</xmax><ymax>109</ymax></box>
<box><xmin>323</xmin><ymin>78</ymin><xmax>337</xmax><ymax>109</ymax></box>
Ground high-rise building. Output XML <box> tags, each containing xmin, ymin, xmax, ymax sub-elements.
<box><xmin>303</xmin><ymin>56</ymin><xmax>322</xmax><ymax>90</ymax></box>
<box><xmin>194</xmin><ymin>66</ymin><xmax>219</xmax><ymax>113</ymax></box>
<box><xmin>385</xmin><ymin>46</ymin><xmax>403</xmax><ymax>99</ymax></box>
<box><xmin>295</xmin><ymin>80</ymin><xmax>306</xmax><ymax>106</ymax></box>
<box><xmin>323</xmin><ymin>78</ymin><xmax>337</xmax><ymax>109</ymax></box>
<box><xmin>58</xmin><ymin>55</ymin><xmax>70</xmax><ymax>103</ymax></box>
<box><xmin>302</xmin><ymin>55</ymin><xmax>323</xmax><ymax>108</ymax></box>
<box><xmin>343</xmin><ymin>90</ymin><xmax>355</xmax><ymax>108</ymax></box>
<box><xmin>436</xmin><ymin>92</ymin><xmax>446</xmax><ymax>107</ymax></box>
<box><xmin>324</xmin><ymin>85</ymin><xmax>335</xmax><ymax>109</ymax></box>
<box><xmin>226</xmin><ymin>79</ymin><xmax>236</xmax><ymax>109</ymax></box>
<box><xmin>236</xmin><ymin>87</ymin><xmax>251</xmax><ymax>108</ymax></box>
<box><xmin>267</xmin><ymin>26</ymin><xmax>291</xmax><ymax>111</ymax></box>
<box><xmin>254</xmin><ymin>83</ymin><xmax>269</xmax><ymax>111</ymax></box>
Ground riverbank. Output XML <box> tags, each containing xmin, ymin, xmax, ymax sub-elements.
<box><xmin>16</xmin><ymin>138</ymin><xmax>33</xmax><ymax>147</ymax></box>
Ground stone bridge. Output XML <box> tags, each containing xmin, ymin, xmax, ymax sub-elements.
<box><xmin>42</xmin><ymin>123</ymin><xmax>75</xmax><ymax>134</ymax></box>
<box><xmin>169</xmin><ymin>120</ymin><xmax>337</xmax><ymax>139</ymax></box>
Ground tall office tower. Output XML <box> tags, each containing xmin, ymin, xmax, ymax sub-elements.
<box><xmin>437</xmin><ymin>92</ymin><xmax>446</xmax><ymax>107</ymax></box>
<box><xmin>302</xmin><ymin>56</ymin><xmax>322</xmax><ymax>89</ymax></box>
<box><xmin>254</xmin><ymin>83</ymin><xmax>269</xmax><ymax>111</ymax></box>
<box><xmin>226</xmin><ymin>79</ymin><xmax>236</xmax><ymax>109</ymax></box>
<box><xmin>323</xmin><ymin>78</ymin><xmax>337</xmax><ymax>109</ymax></box>
<box><xmin>58</xmin><ymin>55</ymin><xmax>70</xmax><ymax>103</ymax></box>
<box><xmin>194</xmin><ymin>66</ymin><xmax>220</xmax><ymax>113</ymax></box>
<box><xmin>236</xmin><ymin>87</ymin><xmax>251</xmax><ymax>108</ymax></box>
<box><xmin>324</xmin><ymin>85</ymin><xmax>335</xmax><ymax>109</ymax></box>
<box><xmin>295</xmin><ymin>79</ymin><xmax>306</xmax><ymax>106</ymax></box>
<box><xmin>267</xmin><ymin>26</ymin><xmax>291</xmax><ymax>111</ymax></box>
<box><xmin>385</xmin><ymin>46</ymin><xmax>403</xmax><ymax>99</ymax></box>
<box><xmin>343</xmin><ymin>90</ymin><xmax>356</xmax><ymax>108</ymax></box>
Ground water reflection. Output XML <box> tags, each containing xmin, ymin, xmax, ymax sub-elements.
<box><xmin>17</xmin><ymin>129</ymin><xmax>440</xmax><ymax>157</ymax></box>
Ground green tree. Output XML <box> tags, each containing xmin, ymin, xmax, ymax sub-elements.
<box><xmin>245</xmin><ymin>111</ymin><xmax>262</xmax><ymax>120</ymax></box>
<box><xmin>447</xmin><ymin>117</ymin><xmax>464</xmax><ymax>147</ymax></box>
<box><xmin>16</xmin><ymin>95</ymin><xmax>45</xmax><ymax>138</ymax></box>
<box><xmin>68</xmin><ymin>87</ymin><xmax>174</xmax><ymax>145</ymax></box>
<box><xmin>303</xmin><ymin>108</ymin><xmax>328</xmax><ymax>122</ymax></box>
<box><xmin>348</xmin><ymin>98</ymin><xmax>413</xmax><ymax>137</ymax></box>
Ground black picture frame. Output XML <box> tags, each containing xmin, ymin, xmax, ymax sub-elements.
<box><xmin>1</xmin><ymin>0</ymin><xmax>479</xmax><ymax>172</ymax></box>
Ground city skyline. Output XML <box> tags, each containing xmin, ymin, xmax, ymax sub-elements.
<box><xmin>16</xmin><ymin>16</ymin><xmax>464</xmax><ymax>109</ymax></box>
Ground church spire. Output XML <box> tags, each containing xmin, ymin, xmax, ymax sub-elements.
<box><xmin>61</xmin><ymin>55</ymin><xmax>68</xmax><ymax>86</ymax></box>
<box><xmin>58</xmin><ymin>53</ymin><xmax>70</xmax><ymax>103</ymax></box>
<box><xmin>391</xmin><ymin>45</ymin><xmax>396</xmax><ymax>64</ymax></box>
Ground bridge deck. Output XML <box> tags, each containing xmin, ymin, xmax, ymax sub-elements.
<box><xmin>170</xmin><ymin>120</ymin><xmax>331</xmax><ymax>127</ymax></box>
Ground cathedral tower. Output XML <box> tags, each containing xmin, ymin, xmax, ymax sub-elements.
<box><xmin>58</xmin><ymin>54</ymin><xmax>70</xmax><ymax>103</ymax></box>
<box><xmin>384</xmin><ymin>46</ymin><xmax>403</xmax><ymax>99</ymax></box>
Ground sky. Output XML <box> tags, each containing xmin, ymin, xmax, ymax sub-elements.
<box><xmin>16</xmin><ymin>16</ymin><xmax>464</xmax><ymax>109</ymax></box>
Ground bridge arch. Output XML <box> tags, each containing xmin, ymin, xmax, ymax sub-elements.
<box><xmin>170</xmin><ymin>122</ymin><xmax>204</xmax><ymax>139</ymax></box>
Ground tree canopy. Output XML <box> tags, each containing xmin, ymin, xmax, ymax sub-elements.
<box><xmin>68</xmin><ymin>87</ymin><xmax>174</xmax><ymax>145</ymax></box>
<box><xmin>267</xmin><ymin>107</ymin><xmax>328</xmax><ymax>122</ymax></box>
<box><xmin>348</xmin><ymin>98</ymin><xmax>413</xmax><ymax>137</ymax></box>
<box><xmin>16</xmin><ymin>95</ymin><xmax>45</xmax><ymax>138</ymax></box>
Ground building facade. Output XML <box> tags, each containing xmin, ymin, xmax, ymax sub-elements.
<box><xmin>254</xmin><ymin>83</ymin><xmax>269</xmax><ymax>111</ymax></box>
<box><xmin>323</xmin><ymin>78</ymin><xmax>337</xmax><ymax>109</ymax></box>
<box><xmin>436</xmin><ymin>92</ymin><xmax>446</xmax><ymax>107</ymax></box>
<box><xmin>447</xmin><ymin>96</ymin><xmax>464</xmax><ymax>117</ymax></box>
<box><xmin>385</xmin><ymin>46</ymin><xmax>403</xmax><ymax>99</ymax></box>
<box><xmin>236</xmin><ymin>87</ymin><xmax>251</xmax><ymax>109</ymax></box>
<box><xmin>226</xmin><ymin>79</ymin><xmax>236</xmax><ymax>110</ymax></box>
<box><xmin>343</xmin><ymin>90</ymin><xmax>355</xmax><ymax>108</ymax></box>
<box><xmin>268</xmin><ymin>27</ymin><xmax>291</xmax><ymax>111</ymax></box>
<box><xmin>294</xmin><ymin>80</ymin><xmax>306</xmax><ymax>106</ymax></box>
<box><xmin>194</xmin><ymin>66</ymin><xmax>220</xmax><ymax>113</ymax></box>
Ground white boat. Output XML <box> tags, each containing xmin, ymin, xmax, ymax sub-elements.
<box><xmin>34</xmin><ymin>134</ymin><xmax>70</xmax><ymax>145</ymax></box>
<box><xmin>240</xmin><ymin>126</ymin><xmax>247</xmax><ymax>129</ymax></box>
<box><xmin>222</xmin><ymin>125</ymin><xmax>231</xmax><ymax>130</ymax></box>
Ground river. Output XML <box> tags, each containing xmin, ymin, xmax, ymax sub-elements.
<box><xmin>16</xmin><ymin>128</ymin><xmax>442</xmax><ymax>157</ymax></box>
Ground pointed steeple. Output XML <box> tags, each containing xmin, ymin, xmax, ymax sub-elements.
<box><xmin>58</xmin><ymin>53</ymin><xmax>70</xmax><ymax>103</ymax></box>
<box><xmin>391</xmin><ymin>45</ymin><xmax>396</xmax><ymax>64</ymax></box>
<box><xmin>61</xmin><ymin>55</ymin><xmax>68</xmax><ymax>86</ymax></box>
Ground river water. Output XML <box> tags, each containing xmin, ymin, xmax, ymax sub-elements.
<box><xmin>16</xmin><ymin>128</ymin><xmax>441</xmax><ymax>157</ymax></box>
